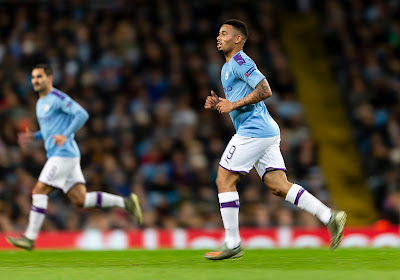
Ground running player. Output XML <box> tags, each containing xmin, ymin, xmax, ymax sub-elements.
<box><xmin>203</xmin><ymin>20</ymin><xmax>346</xmax><ymax>260</ymax></box>
<box><xmin>6</xmin><ymin>64</ymin><xmax>142</xmax><ymax>250</ymax></box>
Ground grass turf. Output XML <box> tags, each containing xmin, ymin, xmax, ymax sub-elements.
<box><xmin>0</xmin><ymin>248</ymin><xmax>399</xmax><ymax>280</ymax></box>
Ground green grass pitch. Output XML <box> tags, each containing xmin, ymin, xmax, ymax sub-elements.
<box><xmin>0</xmin><ymin>248</ymin><xmax>399</xmax><ymax>280</ymax></box>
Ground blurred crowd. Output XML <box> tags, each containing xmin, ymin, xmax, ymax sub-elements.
<box><xmin>321</xmin><ymin>0</ymin><xmax>400</xmax><ymax>223</ymax></box>
<box><xmin>0</xmin><ymin>0</ymin><xmax>331</xmax><ymax>233</ymax></box>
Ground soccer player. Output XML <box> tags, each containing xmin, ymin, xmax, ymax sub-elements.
<box><xmin>6</xmin><ymin>64</ymin><xmax>142</xmax><ymax>250</ymax></box>
<box><xmin>203</xmin><ymin>20</ymin><xmax>346</xmax><ymax>260</ymax></box>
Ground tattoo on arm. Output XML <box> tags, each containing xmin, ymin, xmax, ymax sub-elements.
<box><xmin>232</xmin><ymin>79</ymin><xmax>272</xmax><ymax>110</ymax></box>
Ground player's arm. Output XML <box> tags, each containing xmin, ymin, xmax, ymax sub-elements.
<box><xmin>61</xmin><ymin>100</ymin><xmax>89</xmax><ymax>138</ymax></box>
<box><xmin>232</xmin><ymin>79</ymin><xmax>271</xmax><ymax>110</ymax></box>
<box><xmin>52</xmin><ymin>98</ymin><xmax>89</xmax><ymax>147</ymax></box>
<box><xmin>216</xmin><ymin>79</ymin><xmax>272</xmax><ymax>114</ymax></box>
<box><xmin>204</xmin><ymin>90</ymin><xmax>220</xmax><ymax>110</ymax></box>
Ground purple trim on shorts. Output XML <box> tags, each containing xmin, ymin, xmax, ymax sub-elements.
<box><xmin>220</xmin><ymin>200</ymin><xmax>240</xmax><ymax>208</ymax></box>
<box><xmin>219</xmin><ymin>164</ymin><xmax>249</xmax><ymax>174</ymax></box>
<box><xmin>261</xmin><ymin>167</ymin><xmax>287</xmax><ymax>181</ymax></box>
<box><xmin>96</xmin><ymin>192</ymin><xmax>102</xmax><ymax>208</ymax></box>
<box><xmin>31</xmin><ymin>205</ymin><xmax>46</xmax><ymax>214</ymax></box>
<box><xmin>294</xmin><ymin>188</ymin><xmax>305</xmax><ymax>206</ymax></box>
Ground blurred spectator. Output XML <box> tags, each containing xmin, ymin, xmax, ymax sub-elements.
<box><xmin>321</xmin><ymin>0</ymin><xmax>400</xmax><ymax>222</ymax></box>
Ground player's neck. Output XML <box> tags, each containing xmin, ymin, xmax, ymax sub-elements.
<box><xmin>225</xmin><ymin>47</ymin><xmax>243</xmax><ymax>63</ymax></box>
<box><xmin>38</xmin><ymin>87</ymin><xmax>53</xmax><ymax>98</ymax></box>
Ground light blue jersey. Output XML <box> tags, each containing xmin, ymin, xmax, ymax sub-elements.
<box><xmin>35</xmin><ymin>88</ymin><xmax>89</xmax><ymax>158</ymax></box>
<box><xmin>221</xmin><ymin>51</ymin><xmax>280</xmax><ymax>138</ymax></box>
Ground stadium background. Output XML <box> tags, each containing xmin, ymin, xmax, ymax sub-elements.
<box><xmin>0</xmin><ymin>0</ymin><xmax>399</xmax><ymax>248</ymax></box>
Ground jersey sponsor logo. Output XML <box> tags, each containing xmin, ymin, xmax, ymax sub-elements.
<box><xmin>245</xmin><ymin>66</ymin><xmax>256</xmax><ymax>77</ymax></box>
<box><xmin>233</xmin><ymin>53</ymin><xmax>245</xmax><ymax>66</ymax></box>
<box><xmin>225</xmin><ymin>71</ymin><xmax>229</xmax><ymax>80</ymax></box>
<box><xmin>44</xmin><ymin>104</ymin><xmax>50</xmax><ymax>112</ymax></box>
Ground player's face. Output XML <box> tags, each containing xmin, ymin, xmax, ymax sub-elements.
<box><xmin>31</xmin><ymin>68</ymin><xmax>52</xmax><ymax>93</ymax></box>
<box><xmin>217</xmin><ymin>24</ymin><xmax>239</xmax><ymax>53</ymax></box>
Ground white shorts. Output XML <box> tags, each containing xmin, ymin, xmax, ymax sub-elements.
<box><xmin>38</xmin><ymin>156</ymin><xmax>86</xmax><ymax>193</ymax></box>
<box><xmin>219</xmin><ymin>134</ymin><xmax>286</xmax><ymax>180</ymax></box>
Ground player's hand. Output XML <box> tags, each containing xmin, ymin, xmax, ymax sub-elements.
<box><xmin>216</xmin><ymin>98</ymin><xmax>234</xmax><ymax>114</ymax></box>
<box><xmin>17</xmin><ymin>129</ymin><xmax>34</xmax><ymax>148</ymax></box>
<box><xmin>204</xmin><ymin>90</ymin><xmax>220</xmax><ymax>110</ymax></box>
<box><xmin>51</xmin><ymin>135</ymin><xmax>67</xmax><ymax>147</ymax></box>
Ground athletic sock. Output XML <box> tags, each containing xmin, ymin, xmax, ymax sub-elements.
<box><xmin>83</xmin><ymin>192</ymin><xmax>124</xmax><ymax>208</ymax></box>
<box><xmin>285</xmin><ymin>184</ymin><xmax>331</xmax><ymax>225</ymax></box>
<box><xmin>25</xmin><ymin>194</ymin><xmax>48</xmax><ymax>240</ymax></box>
<box><xmin>218</xmin><ymin>191</ymin><xmax>241</xmax><ymax>249</ymax></box>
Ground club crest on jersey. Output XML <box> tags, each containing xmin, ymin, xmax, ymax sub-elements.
<box><xmin>225</xmin><ymin>71</ymin><xmax>229</xmax><ymax>80</ymax></box>
<box><xmin>44</xmin><ymin>104</ymin><xmax>50</xmax><ymax>112</ymax></box>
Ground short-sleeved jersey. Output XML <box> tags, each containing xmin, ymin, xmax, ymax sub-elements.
<box><xmin>221</xmin><ymin>50</ymin><xmax>280</xmax><ymax>138</ymax></box>
<box><xmin>36</xmin><ymin>88</ymin><xmax>85</xmax><ymax>158</ymax></box>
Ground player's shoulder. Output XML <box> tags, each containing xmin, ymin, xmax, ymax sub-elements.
<box><xmin>48</xmin><ymin>88</ymin><xmax>70</xmax><ymax>101</ymax></box>
<box><xmin>232</xmin><ymin>51</ymin><xmax>255</xmax><ymax>68</ymax></box>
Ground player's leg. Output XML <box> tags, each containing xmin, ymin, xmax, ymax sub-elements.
<box><xmin>256</xmin><ymin>135</ymin><xmax>346</xmax><ymax>249</ymax></box>
<box><xmin>204</xmin><ymin>135</ymin><xmax>264</xmax><ymax>260</ymax></box>
<box><xmin>10</xmin><ymin>157</ymin><xmax>69</xmax><ymax>250</ymax></box>
<box><xmin>263</xmin><ymin>170</ymin><xmax>346</xmax><ymax>249</ymax></box>
<box><xmin>216</xmin><ymin>166</ymin><xmax>243</xmax><ymax>249</ymax></box>
<box><xmin>67</xmin><ymin>185</ymin><xmax>142</xmax><ymax>224</ymax></box>
<box><xmin>7</xmin><ymin>156</ymin><xmax>68</xmax><ymax>250</ymax></box>
<box><xmin>25</xmin><ymin>182</ymin><xmax>54</xmax><ymax>240</ymax></box>
<box><xmin>6</xmin><ymin>182</ymin><xmax>55</xmax><ymax>250</ymax></box>
<box><xmin>204</xmin><ymin>166</ymin><xmax>244</xmax><ymax>260</ymax></box>
<box><xmin>65</xmin><ymin>162</ymin><xmax>142</xmax><ymax>224</ymax></box>
<box><xmin>263</xmin><ymin>170</ymin><xmax>332</xmax><ymax>222</ymax></box>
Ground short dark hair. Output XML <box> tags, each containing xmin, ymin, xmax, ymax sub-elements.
<box><xmin>33</xmin><ymin>64</ymin><xmax>53</xmax><ymax>76</ymax></box>
<box><xmin>224</xmin><ymin>19</ymin><xmax>248</xmax><ymax>41</ymax></box>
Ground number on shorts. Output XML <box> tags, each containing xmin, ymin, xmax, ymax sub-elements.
<box><xmin>226</xmin><ymin>145</ymin><xmax>236</xmax><ymax>160</ymax></box>
<box><xmin>47</xmin><ymin>165</ymin><xmax>58</xmax><ymax>181</ymax></box>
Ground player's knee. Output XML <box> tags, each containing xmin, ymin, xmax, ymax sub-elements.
<box><xmin>215</xmin><ymin>176</ymin><xmax>234</xmax><ymax>192</ymax></box>
<box><xmin>266</xmin><ymin>184</ymin><xmax>287</xmax><ymax>198</ymax></box>
<box><xmin>68</xmin><ymin>183</ymin><xmax>87</xmax><ymax>208</ymax></box>
<box><xmin>71</xmin><ymin>196</ymin><xmax>85</xmax><ymax>208</ymax></box>
<box><xmin>264</xmin><ymin>174</ymin><xmax>291</xmax><ymax>198</ymax></box>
